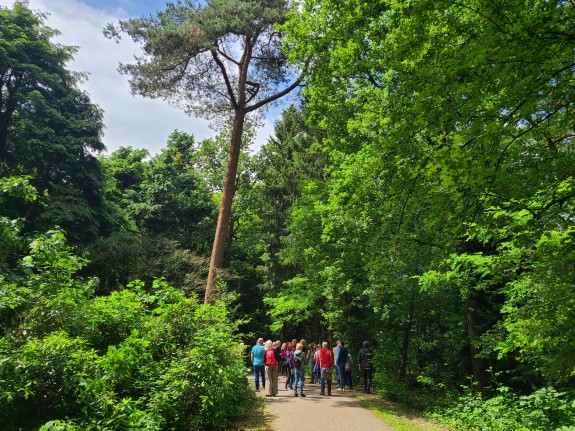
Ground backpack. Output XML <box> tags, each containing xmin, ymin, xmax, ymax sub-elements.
<box><xmin>360</xmin><ymin>348</ymin><xmax>373</xmax><ymax>370</ymax></box>
<box><xmin>338</xmin><ymin>346</ymin><xmax>348</xmax><ymax>364</ymax></box>
<box><xmin>294</xmin><ymin>351</ymin><xmax>303</xmax><ymax>369</ymax></box>
<box><xmin>344</xmin><ymin>353</ymin><xmax>352</xmax><ymax>371</ymax></box>
<box><xmin>288</xmin><ymin>352</ymin><xmax>296</xmax><ymax>368</ymax></box>
<box><xmin>294</xmin><ymin>356</ymin><xmax>302</xmax><ymax>369</ymax></box>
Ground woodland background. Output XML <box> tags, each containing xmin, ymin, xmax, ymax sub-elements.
<box><xmin>1</xmin><ymin>1</ymin><xmax>575</xmax><ymax>430</ymax></box>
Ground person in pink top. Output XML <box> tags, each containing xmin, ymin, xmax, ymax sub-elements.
<box><xmin>317</xmin><ymin>341</ymin><xmax>334</xmax><ymax>395</ymax></box>
<box><xmin>282</xmin><ymin>342</ymin><xmax>294</xmax><ymax>389</ymax></box>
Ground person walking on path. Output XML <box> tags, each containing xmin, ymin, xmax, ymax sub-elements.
<box><xmin>293</xmin><ymin>342</ymin><xmax>306</xmax><ymax>397</ymax></box>
<box><xmin>335</xmin><ymin>340</ymin><xmax>348</xmax><ymax>391</ymax></box>
<box><xmin>358</xmin><ymin>341</ymin><xmax>373</xmax><ymax>394</ymax></box>
<box><xmin>250</xmin><ymin>337</ymin><xmax>265</xmax><ymax>391</ymax></box>
<box><xmin>332</xmin><ymin>342</ymin><xmax>339</xmax><ymax>383</ymax></box>
<box><xmin>313</xmin><ymin>343</ymin><xmax>321</xmax><ymax>383</ymax></box>
<box><xmin>344</xmin><ymin>351</ymin><xmax>353</xmax><ymax>390</ymax></box>
<box><xmin>274</xmin><ymin>340</ymin><xmax>284</xmax><ymax>374</ymax></box>
<box><xmin>265</xmin><ymin>340</ymin><xmax>279</xmax><ymax>396</ymax></box>
<box><xmin>318</xmin><ymin>341</ymin><xmax>334</xmax><ymax>396</ymax></box>
<box><xmin>306</xmin><ymin>342</ymin><xmax>316</xmax><ymax>383</ymax></box>
<box><xmin>282</xmin><ymin>342</ymin><xmax>294</xmax><ymax>390</ymax></box>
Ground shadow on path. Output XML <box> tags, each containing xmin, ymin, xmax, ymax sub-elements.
<box><xmin>253</xmin><ymin>373</ymin><xmax>395</xmax><ymax>431</ymax></box>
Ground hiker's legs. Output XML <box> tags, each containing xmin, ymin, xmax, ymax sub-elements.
<box><xmin>285</xmin><ymin>365</ymin><xmax>292</xmax><ymax>389</ymax></box>
<box><xmin>265</xmin><ymin>365</ymin><xmax>273</xmax><ymax>396</ymax></box>
<box><xmin>254</xmin><ymin>365</ymin><xmax>264</xmax><ymax>390</ymax></box>
<box><xmin>345</xmin><ymin>370</ymin><xmax>353</xmax><ymax>389</ymax></box>
<box><xmin>337</xmin><ymin>363</ymin><xmax>345</xmax><ymax>388</ymax></box>
<box><xmin>271</xmin><ymin>364</ymin><xmax>279</xmax><ymax>395</ymax></box>
<box><xmin>366</xmin><ymin>368</ymin><xmax>372</xmax><ymax>394</ymax></box>
<box><xmin>320</xmin><ymin>368</ymin><xmax>327</xmax><ymax>394</ymax></box>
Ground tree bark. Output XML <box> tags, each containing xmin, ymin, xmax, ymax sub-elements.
<box><xmin>399</xmin><ymin>323</ymin><xmax>411</xmax><ymax>380</ymax></box>
<box><xmin>466</xmin><ymin>304</ymin><xmax>489</xmax><ymax>393</ymax></box>
<box><xmin>204</xmin><ymin>109</ymin><xmax>245</xmax><ymax>304</ymax></box>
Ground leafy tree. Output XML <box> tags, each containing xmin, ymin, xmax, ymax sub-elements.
<box><xmin>105</xmin><ymin>0</ymin><xmax>304</xmax><ymax>303</ymax></box>
<box><xmin>92</xmin><ymin>136</ymin><xmax>216</xmax><ymax>292</ymax></box>
<box><xmin>279</xmin><ymin>0</ymin><xmax>575</xmax><ymax>409</ymax></box>
<box><xmin>0</xmin><ymin>2</ymin><xmax>110</xmax><ymax>242</ymax></box>
<box><xmin>135</xmin><ymin>131</ymin><xmax>216</xmax><ymax>250</ymax></box>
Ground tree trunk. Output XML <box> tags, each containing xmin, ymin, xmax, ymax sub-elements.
<box><xmin>399</xmin><ymin>324</ymin><xmax>411</xmax><ymax>380</ymax></box>
<box><xmin>466</xmin><ymin>304</ymin><xmax>489</xmax><ymax>392</ymax></box>
<box><xmin>399</xmin><ymin>288</ymin><xmax>416</xmax><ymax>380</ymax></box>
<box><xmin>204</xmin><ymin>109</ymin><xmax>245</xmax><ymax>304</ymax></box>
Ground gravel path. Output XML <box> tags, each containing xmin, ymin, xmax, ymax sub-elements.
<box><xmin>254</xmin><ymin>374</ymin><xmax>395</xmax><ymax>431</ymax></box>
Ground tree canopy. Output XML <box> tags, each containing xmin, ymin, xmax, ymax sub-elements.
<box><xmin>0</xmin><ymin>1</ymin><xmax>110</xmax><ymax>242</ymax></box>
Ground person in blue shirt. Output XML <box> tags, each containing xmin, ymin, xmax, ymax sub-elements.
<box><xmin>250</xmin><ymin>338</ymin><xmax>266</xmax><ymax>391</ymax></box>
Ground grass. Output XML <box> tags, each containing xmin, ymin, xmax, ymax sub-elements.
<box><xmin>352</xmin><ymin>393</ymin><xmax>452</xmax><ymax>431</ymax></box>
<box><xmin>232</xmin><ymin>392</ymin><xmax>272</xmax><ymax>431</ymax></box>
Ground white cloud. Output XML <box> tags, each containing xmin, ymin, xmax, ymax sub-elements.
<box><xmin>1</xmin><ymin>0</ymin><xmax>274</xmax><ymax>155</ymax></box>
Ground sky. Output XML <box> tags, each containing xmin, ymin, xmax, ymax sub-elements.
<box><xmin>0</xmin><ymin>0</ymin><xmax>277</xmax><ymax>155</ymax></box>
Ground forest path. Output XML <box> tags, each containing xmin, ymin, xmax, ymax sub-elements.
<box><xmin>255</xmin><ymin>373</ymin><xmax>395</xmax><ymax>431</ymax></box>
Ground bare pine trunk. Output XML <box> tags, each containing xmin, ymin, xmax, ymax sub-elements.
<box><xmin>204</xmin><ymin>110</ymin><xmax>245</xmax><ymax>304</ymax></box>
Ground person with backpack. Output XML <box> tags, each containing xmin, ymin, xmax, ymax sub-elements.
<box><xmin>335</xmin><ymin>339</ymin><xmax>348</xmax><ymax>391</ymax></box>
<box><xmin>358</xmin><ymin>341</ymin><xmax>373</xmax><ymax>394</ymax></box>
<box><xmin>344</xmin><ymin>351</ymin><xmax>353</xmax><ymax>390</ymax></box>
<box><xmin>293</xmin><ymin>342</ymin><xmax>307</xmax><ymax>397</ymax></box>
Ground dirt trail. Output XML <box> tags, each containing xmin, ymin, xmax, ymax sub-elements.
<box><xmin>255</xmin><ymin>374</ymin><xmax>395</xmax><ymax>431</ymax></box>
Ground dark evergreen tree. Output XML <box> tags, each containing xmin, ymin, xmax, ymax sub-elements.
<box><xmin>0</xmin><ymin>2</ymin><xmax>111</xmax><ymax>242</ymax></box>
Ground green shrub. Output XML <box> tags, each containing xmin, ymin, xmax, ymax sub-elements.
<box><xmin>431</xmin><ymin>386</ymin><xmax>575</xmax><ymax>431</ymax></box>
<box><xmin>0</xmin><ymin>228</ymin><xmax>251</xmax><ymax>430</ymax></box>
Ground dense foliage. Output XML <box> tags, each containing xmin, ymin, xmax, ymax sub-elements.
<box><xmin>0</xmin><ymin>2</ymin><xmax>112</xmax><ymax>242</ymax></box>
<box><xmin>240</xmin><ymin>0</ymin><xmax>575</xmax><ymax>429</ymax></box>
<box><xmin>0</xmin><ymin>178</ymin><xmax>251</xmax><ymax>430</ymax></box>
<box><xmin>3</xmin><ymin>0</ymin><xmax>575</xmax><ymax>429</ymax></box>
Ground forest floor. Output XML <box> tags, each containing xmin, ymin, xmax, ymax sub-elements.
<box><xmin>240</xmin><ymin>373</ymin><xmax>450</xmax><ymax>431</ymax></box>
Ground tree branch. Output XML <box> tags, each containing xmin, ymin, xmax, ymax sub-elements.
<box><xmin>217</xmin><ymin>47</ymin><xmax>240</xmax><ymax>66</ymax></box>
<box><xmin>211</xmin><ymin>49</ymin><xmax>238</xmax><ymax>108</ymax></box>
<box><xmin>246</xmin><ymin>77</ymin><xmax>302</xmax><ymax>112</ymax></box>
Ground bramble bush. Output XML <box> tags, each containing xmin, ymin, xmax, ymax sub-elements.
<box><xmin>0</xmin><ymin>220</ymin><xmax>251</xmax><ymax>430</ymax></box>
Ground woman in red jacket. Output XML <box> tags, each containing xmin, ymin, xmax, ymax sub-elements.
<box><xmin>264</xmin><ymin>340</ymin><xmax>278</xmax><ymax>396</ymax></box>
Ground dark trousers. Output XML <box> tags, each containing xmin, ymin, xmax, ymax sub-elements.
<box><xmin>362</xmin><ymin>368</ymin><xmax>372</xmax><ymax>393</ymax></box>
<box><xmin>285</xmin><ymin>364</ymin><xmax>293</xmax><ymax>389</ymax></box>
<box><xmin>344</xmin><ymin>369</ymin><xmax>353</xmax><ymax>388</ymax></box>
<box><xmin>254</xmin><ymin>365</ymin><xmax>265</xmax><ymax>390</ymax></box>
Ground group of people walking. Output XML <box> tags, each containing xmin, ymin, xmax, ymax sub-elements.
<box><xmin>250</xmin><ymin>338</ymin><xmax>373</xmax><ymax>398</ymax></box>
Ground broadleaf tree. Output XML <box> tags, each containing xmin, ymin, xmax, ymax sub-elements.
<box><xmin>105</xmin><ymin>0</ymin><xmax>304</xmax><ymax>303</ymax></box>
